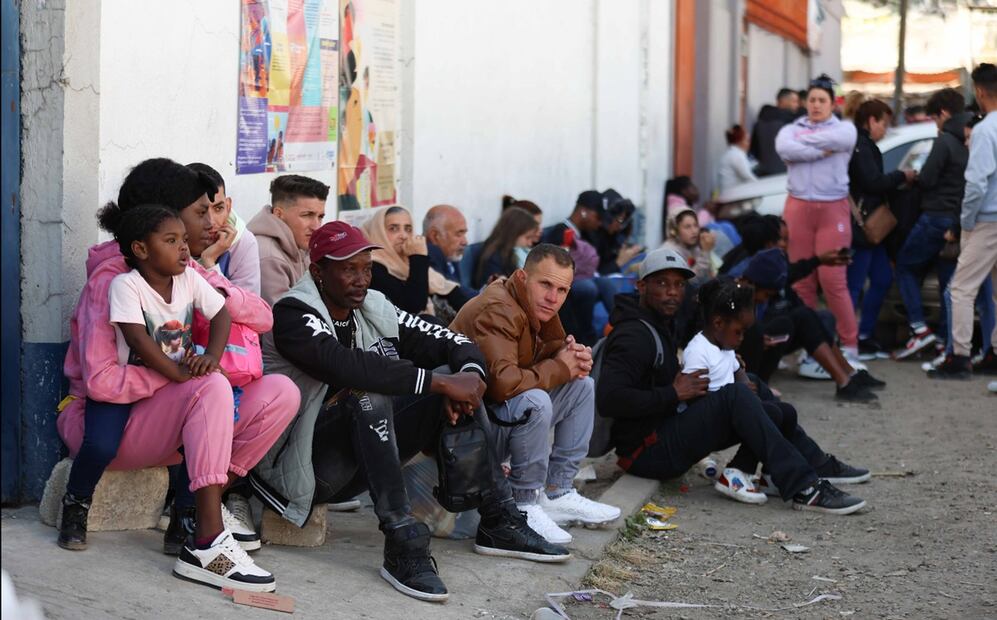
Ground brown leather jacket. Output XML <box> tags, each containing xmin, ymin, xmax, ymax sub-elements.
<box><xmin>450</xmin><ymin>273</ymin><xmax>570</xmax><ymax>403</ymax></box>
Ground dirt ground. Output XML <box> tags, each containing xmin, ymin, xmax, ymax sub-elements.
<box><xmin>564</xmin><ymin>359</ymin><xmax>997</xmax><ymax>619</ymax></box>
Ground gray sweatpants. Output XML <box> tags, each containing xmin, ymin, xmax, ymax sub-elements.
<box><xmin>489</xmin><ymin>377</ymin><xmax>595</xmax><ymax>504</ymax></box>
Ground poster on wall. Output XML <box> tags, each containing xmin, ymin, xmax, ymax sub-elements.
<box><xmin>337</xmin><ymin>0</ymin><xmax>400</xmax><ymax>210</ymax></box>
<box><xmin>236</xmin><ymin>0</ymin><xmax>340</xmax><ymax>175</ymax></box>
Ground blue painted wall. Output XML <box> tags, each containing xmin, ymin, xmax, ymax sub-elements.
<box><xmin>2</xmin><ymin>0</ymin><xmax>23</xmax><ymax>503</ymax></box>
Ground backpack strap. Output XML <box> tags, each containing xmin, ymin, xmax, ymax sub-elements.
<box><xmin>637</xmin><ymin>318</ymin><xmax>666</xmax><ymax>370</ymax></box>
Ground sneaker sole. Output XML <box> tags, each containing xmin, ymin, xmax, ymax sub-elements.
<box><xmin>473</xmin><ymin>544</ymin><xmax>571</xmax><ymax>563</ymax></box>
<box><xmin>798</xmin><ymin>370</ymin><xmax>833</xmax><ymax>380</ymax></box>
<box><xmin>713</xmin><ymin>483</ymin><xmax>767</xmax><ymax>505</ymax></box>
<box><xmin>894</xmin><ymin>336</ymin><xmax>936</xmax><ymax>360</ymax></box>
<box><xmin>822</xmin><ymin>473</ymin><xmax>871</xmax><ymax>484</ymax></box>
<box><xmin>378</xmin><ymin>567</ymin><xmax>449</xmax><ymax>602</ymax></box>
<box><xmin>172</xmin><ymin>561</ymin><xmax>276</xmax><ymax>593</ymax></box>
<box><xmin>233</xmin><ymin>537</ymin><xmax>262</xmax><ymax>552</ymax></box>
<box><xmin>327</xmin><ymin>499</ymin><xmax>362</xmax><ymax>512</ymax></box>
<box><xmin>57</xmin><ymin>539</ymin><xmax>87</xmax><ymax>551</ymax></box>
<box><xmin>793</xmin><ymin>499</ymin><xmax>866</xmax><ymax>515</ymax></box>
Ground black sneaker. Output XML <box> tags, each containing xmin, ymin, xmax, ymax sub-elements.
<box><xmin>474</xmin><ymin>506</ymin><xmax>571</xmax><ymax>563</ymax></box>
<box><xmin>835</xmin><ymin>379</ymin><xmax>878</xmax><ymax>403</ymax></box>
<box><xmin>380</xmin><ymin>522</ymin><xmax>448</xmax><ymax>602</ymax></box>
<box><xmin>164</xmin><ymin>503</ymin><xmax>197</xmax><ymax>556</ymax></box>
<box><xmin>57</xmin><ymin>493</ymin><xmax>91</xmax><ymax>551</ymax></box>
<box><xmin>850</xmin><ymin>369</ymin><xmax>886</xmax><ymax>390</ymax></box>
<box><xmin>858</xmin><ymin>338</ymin><xmax>889</xmax><ymax>361</ymax></box>
<box><xmin>815</xmin><ymin>455</ymin><xmax>871</xmax><ymax>484</ymax></box>
<box><xmin>927</xmin><ymin>355</ymin><xmax>972</xmax><ymax>380</ymax></box>
<box><xmin>792</xmin><ymin>480</ymin><xmax>866</xmax><ymax>515</ymax></box>
<box><xmin>973</xmin><ymin>348</ymin><xmax>997</xmax><ymax>376</ymax></box>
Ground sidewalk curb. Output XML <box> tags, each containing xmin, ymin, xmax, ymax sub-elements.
<box><xmin>571</xmin><ymin>474</ymin><xmax>660</xmax><ymax>561</ymax></box>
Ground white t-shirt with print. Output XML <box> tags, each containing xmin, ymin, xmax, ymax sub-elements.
<box><xmin>108</xmin><ymin>267</ymin><xmax>226</xmax><ymax>366</ymax></box>
<box><xmin>682</xmin><ymin>331</ymin><xmax>740</xmax><ymax>392</ymax></box>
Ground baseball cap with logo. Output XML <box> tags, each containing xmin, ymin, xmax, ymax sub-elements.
<box><xmin>308</xmin><ymin>221</ymin><xmax>382</xmax><ymax>263</ymax></box>
<box><xmin>638</xmin><ymin>247</ymin><xmax>696</xmax><ymax>280</ymax></box>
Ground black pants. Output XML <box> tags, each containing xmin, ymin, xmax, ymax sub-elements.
<box><xmin>625</xmin><ymin>383</ymin><xmax>817</xmax><ymax>500</ymax></box>
<box><xmin>740</xmin><ymin>306</ymin><xmax>835</xmax><ymax>382</ymax></box>
<box><xmin>727</xmin><ymin>399</ymin><xmax>827</xmax><ymax>476</ymax></box>
<box><xmin>311</xmin><ymin>390</ymin><xmax>515</xmax><ymax>531</ymax></box>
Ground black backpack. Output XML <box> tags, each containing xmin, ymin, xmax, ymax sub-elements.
<box><xmin>587</xmin><ymin>318</ymin><xmax>665</xmax><ymax>458</ymax></box>
<box><xmin>434</xmin><ymin>415</ymin><xmax>492</xmax><ymax>512</ymax></box>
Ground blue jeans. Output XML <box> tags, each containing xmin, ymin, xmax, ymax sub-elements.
<box><xmin>65</xmin><ymin>400</ymin><xmax>132</xmax><ymax>498</ymax></box>
<box><xmin>847</xmin><ymin>246</ymin><xmax>894</xmax><ymax>340</ymax></box>
<box><xmin>943</xmin><ymin>273</ymin><xmax>995</xmax><ymax>354</ymax></box>
<box><xmin>895</xmin><ymin>213</ymin><xmax>957</xmax><ymax>328</ymax></box>
<box><xmin>560</xmin><ymin>278</ymin><xmax>599</xmax><ymax>345</ymax></box>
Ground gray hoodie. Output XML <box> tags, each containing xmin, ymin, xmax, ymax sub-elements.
<box><xmin>247</xmin><ymin>206</ymin><xmax>309</xmax><ymax>305</ymax></box>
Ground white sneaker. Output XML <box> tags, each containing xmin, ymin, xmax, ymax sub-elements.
<box><xmin>798</xmin><ymin>357</ymin><xmax>832</xmax><ymax>380</ymax></box>
<box><xmin>517</xmin><ymin>503</ymin><xmax>572</xmax><ymax>545</ymax></box>
<box><xmin>922</xmin><ymin>352</ymin><xmax>946</xmax><ymax>372</ymax></box>
<box><xmin>223</xmin><ymin>497</ymin><xmax>261</xmax><ymax>551</ymax></box>
<box><xmin>173</xmin><ymin>530</ymin><xmax>275</xmax><ymax>592</ymax></box>
<box><xmin>842</xmin><ymin>350</ymin><xmax>868</xmax><ymax>372</ymax></box>
<box><xmin>988</xmin><ymin>381</ymin><xmax>997</xmax><ymax>394</ymax></box>
<box><xmin>538</xmin><ymin>489</ymin><xmax>622</xmax><ymax>528</ymax></box>
<box><xmin>713</xmin><ymin>468</ymin><xmax>767</xmax><ymax>505</ymax></box>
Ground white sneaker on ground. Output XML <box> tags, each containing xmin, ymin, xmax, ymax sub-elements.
<box><xmin>842</xmin><ymin>351</ymin><xmax>868</xmax><ymax>371</ymax></box>
<box><xmin>222</xmin><ymin>497</ymin><xmax>261</xmax><ymax>551</ymax></box>
<box><xmin>538</xmin><ymin>489</ymin><xmax>622</xmax><ymax>528</ymax></box>
<box><xmin>173</xmin><ymin>530</ymin><xmax>275</xmax><ymax>592</ymax></box>
<box><xmin>894</xmin><ymin>329</ymin><xmax>937</xmax><ymax>360</ymax></box>
<box><xmin>922</xmin><ymin>351</ymin><xmax>947</xmax><ymax>372</ymax></box>
<box><xmin>517</xmin><ymin>503</ymin><xmax>572</xmax><ymax>545</ymax></box>
<box><xmin>798</xmin><ymin>357</ymin><xmax>832</xmax><ymax>380</ymax></box>
<box><xmin>713</xmin><ymin>468</ymin><xmax>767</xmax><ymax>504</ymax></box>
<box><xmin>988</xmin><ymin>381</ymin><xmax>997</xmax><ymax>394</ymax></box>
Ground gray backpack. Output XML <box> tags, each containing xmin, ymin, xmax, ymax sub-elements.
<box><xmin>587</xmin><ymin>318</ymin><xmax>665</xmax><ymax>458</ymax></box>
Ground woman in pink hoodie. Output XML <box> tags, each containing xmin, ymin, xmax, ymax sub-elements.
<box><xmin>56</xmin><ymin>159</ymin><xmax>299</xmax><ymax>593</ymax></box>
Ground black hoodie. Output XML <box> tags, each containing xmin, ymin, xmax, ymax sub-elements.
<box><xmin>917</xmin><ymin>112</ymin><xmax>971</xmax><ymax>218</ymax></box>
<box><xmin>595</xmin><ymin>293</ymin><xmax>682</xmax><ymax>458</ymax></box>
<box><xmin>749</xmin><ymin>105</ymin><xmax>796</xmax><ymax>176</ymax></box>
<box><xmin>848</xmin><ymin>127</ymin><xmax>907</xmax><ymax>249</ymax></box>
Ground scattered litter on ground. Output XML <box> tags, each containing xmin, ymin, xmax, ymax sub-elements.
<box><xmin>812</xmin><ymin>575</ymin><xmax>837</xmax><ymax>583</ymax></box>
<box><xmin>871</xmin><ymin>470</ymin><xmax>917</xmax><ymax>477</ymax></box>
<box><xmin>222</xmin><ymin>588</ymin><xmax>294</xmax><ymax>614</ymax></box>
<box><xmin>781</xmin><ymin>544</ymin><xmax>810</xmax><ymax>554</ymax></box>
<box><xmin>645</xmin><ymin>516</ymin><xmax>678</xmax><ymax>530</ymax></box>
<box><xmin>752</xmin><ymin>530</ymin><xmax>792</xmax><ymax>543</ymax></box>
<box><xmin>640</xmin><ymin>502</ymin><xmax>677</xmax><ymax>518</ymax></box>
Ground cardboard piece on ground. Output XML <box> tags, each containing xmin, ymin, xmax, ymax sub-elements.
<box><xmin>223</xmin><ymin>588</ymin><xmax>295</xmax><ymax>613</ymax></box>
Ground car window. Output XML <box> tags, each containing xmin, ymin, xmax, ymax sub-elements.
<box><xmin>884</xmin><ymin>138</ymin><xmax>934</xmax><ymax>172</ymax></box>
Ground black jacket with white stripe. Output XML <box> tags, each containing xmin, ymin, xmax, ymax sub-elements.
<box><xmin>271</xmin><ymin>296</ymin><xmax>487</xmax><ymax>397</ymax></box>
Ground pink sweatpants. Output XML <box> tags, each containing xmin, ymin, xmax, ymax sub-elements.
<box><xmin>783</xmin><ymin>196</ymin><xmax>859</xmax><ymax>349</ymax></box>
<box><xmin>57</xmin><ymin>374</ymin><xmax>299</xmax><ymax>492</ymax></box>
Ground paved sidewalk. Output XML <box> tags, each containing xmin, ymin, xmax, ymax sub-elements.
<box><xmin>1</xmin><ymin>475</ymin><xmax>656</xmax><ymax>619</ymax></box>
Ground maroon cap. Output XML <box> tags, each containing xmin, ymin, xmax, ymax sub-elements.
<box><xmin>308</xmin><ymin>221</ymin><xmax>382</xmax><ymax>263</ymax></box>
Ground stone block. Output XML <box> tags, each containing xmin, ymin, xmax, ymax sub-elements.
<box><xmin>39</xmin><ymin>458</ymin><xmax>169</xmax><ymax>531</ymax></box>
<box><xmin>260</xmin><ymin>504</ymin><xmax>327</xmax><ymax>547</ymax></box>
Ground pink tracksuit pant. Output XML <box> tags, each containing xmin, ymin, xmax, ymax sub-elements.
<box><xmin>57</xmin><ymin>373</ymin><xmax>299</xmax><ymax>492</ymax></box>
<box><xmin>783</xmin><ymin>196</ymin><xmax>859</xmax><ymax>349</ymax></box>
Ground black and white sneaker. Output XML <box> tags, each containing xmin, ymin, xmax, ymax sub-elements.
<box><xmin>858</xmin><ymin>338</ymin><xmax>889</xmax><ymax>361</ymax></box>
<box><xmin>927</xmin><ymin>355</ymin><xmax>972</xmax><ymax>380</ymax></box>
<box><xmin>173</xmin><ymin>530</ymin><xmax>276</xmax><ymax>592</ymax></box>
<box><xmin>792</xmin><ymin>480</ymin><xmax>866</xmax><ymax>515</ymax></box>
<box><xmin>380</xmin><ymin>523</ymin><xmax>448</xmax><ymax>602</ymax></box>
<box><xmin>223</xmin><ymin>496</ymin><xmax>261</xmax><ymax>551</ymax></box>
<box><xmin>850</xmin><ymin>369</ymin><xmax>886</xmax><ymax>391</ymax></box>
<box><xmin>815</xmin><ymin>455</ymin><xmax>871</xmax><ymax>484</ymax></box>
<box><xmin>474</xmin><ymin>506</ymin><xmax>571</xmax><ymax>563</ymax></box>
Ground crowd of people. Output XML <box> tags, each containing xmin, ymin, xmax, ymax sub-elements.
<box><xmin>49</xmin><ymin>63</ymin><xmax>996</xmax><ymax>606</ymax></box>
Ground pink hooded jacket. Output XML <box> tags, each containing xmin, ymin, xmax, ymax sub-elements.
<box><xmin>63</xmin><ymin>240</ymin><xmax>273</xmax><ymax>404</ymax></box>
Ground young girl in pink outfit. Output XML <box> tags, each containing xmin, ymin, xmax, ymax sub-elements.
<box><xmin>56</xmin><ymin>158</ymin><xmax>299</xmax><ymax>593</ymax></box>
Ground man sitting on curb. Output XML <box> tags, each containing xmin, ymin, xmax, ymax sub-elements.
<box><xmin>251</xmin><ymin>223</ymin><xmax>568</xmax><ymax>603</ymax></box>
<box><xmin>595</xmin><ymin>248</ymin><xmax>869</xmax><ymax>515</ymax></box>
<box><xmin>451</xmin><ymin>244</ymin><xmax>621</xmax><ymax>545</ymax></box>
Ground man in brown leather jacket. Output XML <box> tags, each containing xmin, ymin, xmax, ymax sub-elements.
<box><xmin>451</xmin><ymin>244</ymin><xmax>621</xmax><ymax>546</ymax></box>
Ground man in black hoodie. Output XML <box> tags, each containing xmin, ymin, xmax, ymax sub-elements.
<box><xmin>894</xmin><ymin>89</ymin><xmax>971</xmax><ymax>360</ymax></box>
<box><xmin>596</xmin><ymin>248</ymin><xmax>869</xmax><ymax>515</ymax></box>
<box><xmin>749</xmin><ymin>88</ymin><xmax>799</xmax><ymax>176</ymax></box>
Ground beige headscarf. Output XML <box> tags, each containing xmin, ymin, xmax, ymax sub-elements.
<box><xmin>362</xmin><ymin>206</ymin><xmax>457</xmax><ymax>296</ymax></box>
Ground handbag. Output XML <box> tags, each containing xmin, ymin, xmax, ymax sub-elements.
<box><xmin>849</xmin><ymin>196</ymin><xmax>897</xmax><ymax>245</ymax></box>
<box><xmin>191</xmin><ymin>310</ymin><xmax>264</xmax><ymax>387</ymax></box>
<box><xmin>433</xmin><ymin>415</ymin><xmax>492</xmax><ymax>512</ymax></box>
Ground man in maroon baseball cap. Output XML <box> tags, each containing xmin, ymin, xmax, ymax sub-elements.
<box><xmin>256</xmin><ymin>218</ymin><xmax>571</xmax><ymax>604</ymax></box>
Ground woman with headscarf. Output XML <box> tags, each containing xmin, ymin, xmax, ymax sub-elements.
<box><xmin>363</xmin><ymin>205</ymin><xmax>466</xmax><ymax>316</ymax></box>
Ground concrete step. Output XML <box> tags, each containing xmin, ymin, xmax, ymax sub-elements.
<box><xmin>260</xmin><ymin>504</ymin><xmax>327</xmax><ymax>547</ymax></box>
<box><xmin>39</xmin><ymin>458</ymin><xmax>169</xmax><ymax>531</ymax></box>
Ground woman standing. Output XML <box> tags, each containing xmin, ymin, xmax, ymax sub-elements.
<box><xmin>776</xmin><ymin>74</ymin><xmax>860</xmax><ymax>359</ymax></box>
<box><xmin>716</xmin><ymin>125</ymin><xmax>758</xmax><ymax>192</ymax></box>
<box><xmin>846</xmin><ymin>99</ymin><xmax>915</xmax><ymax>360</ymax></box>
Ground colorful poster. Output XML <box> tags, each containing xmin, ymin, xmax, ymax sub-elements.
<box><xmin>337</xmin><ymin>0</ymin><xmax>400</xmax><ymax>210</ymax></box>
<box><xmin>237</xmin><ymin>0</ymin><xmax>340</xmax><ymax>174</ymax></box>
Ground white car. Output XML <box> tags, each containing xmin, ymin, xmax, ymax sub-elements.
<box><xmin>714</xmin><ymin>121</ymin><xmax>938</xmax><ymax>218</ymax></box>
